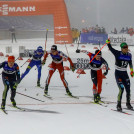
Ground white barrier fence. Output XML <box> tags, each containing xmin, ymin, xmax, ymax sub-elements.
<box><xmin>108</xmin><ymin>34</ymin><xmax>134</xmax><ymax>46</ymax></box>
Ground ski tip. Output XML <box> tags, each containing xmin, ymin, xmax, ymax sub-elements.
<box><xmin>65</xmin><ymin>94</ymin><xmax>79</xmax><ymax>99</ymax></box>
<box><xmin>1</xmin><ymin>108</ymin><xmax>8</xmax><ymax>114</ymax></box>
<box><xmin>111</xmin><ymin>109</ymin><xmax>132</xmax><ymax>115</ymax></box>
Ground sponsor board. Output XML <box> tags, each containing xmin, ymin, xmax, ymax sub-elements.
<box><xmin>55</xmin><ymin>26</ymin><xmax>68</xmax><ymax>29</ymax></box>
<box><xmin>0</xmin><ymin>4</ymin><xmax>35</xmax><ymax>15</ymax></box>
<box><xmin>56</xmin><ymin>33</ymin><xmax>68</xmax><ymax>36</ymax></box>
<box><xmin>72</xmin><ymin>58</ymin><xmax>90</xmax><ymax>69</ymax></box>
<box><xmin>108</xmin><ymin>34</ymin><xmax>134</xmax><ymax>45</ymax></box>
<box><xmin>81</xmin><ymin>32</ymin><xmax>108</xmax><ymax>44</ymax></box>
<box><xmin>19</xmin><ymin>49</ymin><xmax>35</xmax><ymax>57</ymax></box>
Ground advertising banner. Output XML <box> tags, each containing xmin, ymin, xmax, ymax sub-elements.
<box><xmin>81</xmin><ymin>32</ymin><xmax>108</xmax><ymax>44</ymax></box>
<box><xmin>0</xmin><ymin>0</ymin><xmax>72</xmax><ymax>44</ymax></box>
<box><xmin>108</xmin><ymin>34</ymin><xmax>134</xmax><ymax>46</ymax></box>
<box><xmin>72</xmin><ymin>58</ymin><xmax>90</xmax><ymax>70</ymax></box>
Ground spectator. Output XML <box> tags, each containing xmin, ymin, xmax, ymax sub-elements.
<box><xmin>111</xmin><ymin>28</ymin><xmax>117</xmax><ymax>34</ymax></box>
<box><xmin>114</xmin><ymin>28</ymin><xmax>117</xmax><ymax>34</ymax></box>
<box><xmin>9</xmin><ymin>26</ymin><xmax>17</xmax><ymax>43</ymax></box>
<box><xmin>120</xmin><ymin>27</ymin><xmax>125</xmax><ymax>33</ymax></box>
<box><xmin>71</xmin><ymin>28</ymin><xmax>80</xmax><ymax>43</ymax></box>
<box><xmin>125</xmin><ymin>27</ymin><xmax>129</xmax><ymax>34</ymax></box>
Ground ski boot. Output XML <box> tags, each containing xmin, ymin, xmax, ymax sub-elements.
<box><xmin>66</xmin><ymin>87</ymin><xmax>72</xmax><ymax>96</ymax></box>
<box><xmin>11</xmin><ymin>99</ymin><xmax>16</xmax><ymax>107</ymax></box>
<box><xmin>37</xmin><ymin>80</ymin><xmax>40</xmax><ymax>87</ymax></box>
<box><xmin>1</xmin><ymin>100</ymin><xmax>5</xmax><ymax>110</ymax></box>
<box><xmin>126</xmin><ymin>102</ymin><xmax>133</xmax><ymax>110</ymax></box>
<box><xmin>97</xmin><ymin>93</ymin><xmax>101</xmax><ymax>102</ymax></box>
<box><xmin>94</xmin><ymin>94</ymin><xmax>99</xmax><ymax>103</ymax></box>
<box><xmin>44</xmin><ymin>84</ymin><xmax>48</xmax><ymax>95</ymax></box>
<box><xmin>117</xmin><ymin>101</ymin><xmax>122</xmax><ymax>111</ymax></box>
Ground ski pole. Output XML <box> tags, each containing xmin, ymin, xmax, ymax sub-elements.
<box><xmin>90</xmin><ymin>43</ymin><xmax>107</xmax><ymax>63</ymax></box>
<box><xmin>21</xmin><ymin>58</ymin><xmax>31</xmax><ymax>68</ymax></box>
<box><xmin>16</xmin><ymin>92</ymin><xmax>45</xmax><ymax>102</ymax></box>
<box><xmin>15</xmin><ymin>56</ymin><xmax>20</xmax><ymax>62</ymax></box>
<box><xmin>62</xmin><ymin>36</ymin><xmax>70</xmax><ymax>57</ymax></box>
<box><xmin>35</xmin><ymin>29</ymin><xmax>48</xmax><ymax>71</ymax></box>
<box><xmin>77</xmin><ymin>43</ymin><xmax>107</xmax><ymax>78</ymax></box>
<box><xmin>77</xmin><ymin>31</ymin><xmax>81</xmax><ymax>50</ymax></box>
<box><xmin>45</xmin><ymin>29</ymin><xmax>48</xmax><ymax>52</ymax></box>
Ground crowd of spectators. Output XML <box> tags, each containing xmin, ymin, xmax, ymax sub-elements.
<box><xmin>111</xmin><ymin>27</ymin><xmax>134</xmax><ymax>36</ymax></box>
<box><xmin>71</xmin><ymin>26</ymin><xmax>134</xmax><ymax>43</ymax></box>
<box><xmin>81</xmin><ymin>25</ymin><xmax>134</xmax><ymax>36</ymax></box>
<box><xmin>82</xmin><ymin>25</ymin><xmax>106</xmax><ymax>34</ymax></box>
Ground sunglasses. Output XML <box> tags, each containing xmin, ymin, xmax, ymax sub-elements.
<box><xmin>37</xmin><ymin>52</ymin><xmax>42</xmax><ymax>54</ymax></box>
<box><xmin>96</xmin><ymin>55</ymin><xmax>101</xmax><ymax>57</ymax></box>
<box><xmin>122</xmin><ymin>46</ymin><xmax>128</xmax><ymax>49</ymax></box>
<box><xmin>51</xmin><ymin>50</ymin><xmax>56</xmax><ymax>53</ymax></box>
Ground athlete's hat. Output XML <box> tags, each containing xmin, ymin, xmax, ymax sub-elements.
<box><xmin>95</xmin><ymin>50</ymin><xmax>102</xmax><ymax>56</ymax></box>
<box><xmin>8</xmin><ymin>56</ymin><xmax>15</xmax><ymax>62</ymax></box>
<box><xmin>37</xmin><ymin>46</ymin><xmax>43</xmax><ymax>52</ymax></box>
<box><xmin>120</xmin><ymin>42</ymin><xmax>128</xmax><ymax>48</ymax></box>
<box><xmin>51</xmin><ymin>45</ymin><xmax>57</xmax><ymax>51</ymax></box>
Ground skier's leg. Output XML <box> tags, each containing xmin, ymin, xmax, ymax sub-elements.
<box><xmin>115</xmin><ymin>70</ymin><xmax>124</xmax><ymax>111</ymax></box>
<box><xmin>122</xmin><ymin>73</ymin><xmax>133</xmax><ymax>109</ymax></box>
<box><xmin>1</xmin><ymin>75</ymin><xmax>10</xmax><ymax>109</ymax></box>
<box><xmin>97</xmin><ymin>69</ymin><xmax>103</xmax><ymax>101</ymax></box>
<box><xmin>58</xmin><ymin>63</ymin><xmax>72</xmax><ymax>95</ymax></box>
<box><xmin>10</xmin><ymin>80</ymin><xmax>17</xmax><ymax>106</ymax></box>
<box><xmin>20</xmin><ymin>60</ymin><xmax>35</xmax><ymax>81</ymax></box>
<box><xmin>44</xmin><ymin>63</ymin><xmax>56</xmax><ymax>94</ymax></box>
<box><xmin>91</xmin><ymin>70</ymin><xmax>98</xmax><ymax>102</ymax></box>
<box><xmin>36</xmin><ymin>63</ymin><xmax>42</xmax><ymax>86</ymax></box>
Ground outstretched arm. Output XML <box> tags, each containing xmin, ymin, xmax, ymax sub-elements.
<box><xmin>102</xmin><ymin>58</ymin><xmax>109</xmax><ymax>76</ymax></box>
<box><xmin>129</xmin><ymin>54</ymin><xmax>134</xmax><ymax>77</ymax></box>
<box><xmin>68</xmin><ymin>57</ymin><xmax>74</xmax><ymax>67</ymax></box>
<box><xmin>76</xmin><ymin>49</ymin><xmax>92</xmax><ymax>58</ymax></box>
<box><xmin>13</xmin><ymin>64</ymin><xmax>21</xmax><ymax>89</ymax></box>
<box><xmin>0</xmin><ymin>62</ymin><xmax>4</xmax><ymax>69</ymax></box>
<box><xmin>106</xmin><ymin>39</ymin><xmax>119</xmax><ymax>56</ymax></box>
<box><xmin>16</xmin><ymin>65</ymin><xmax>20</xmax><ymax>82</ymax></box>
<box><xmin>42</xmin><ymin>51</ymin><xmax>49</xmax><ymax>64</ymax></box>
<box><xmin>60</xmin><ymin>51</ymin><xmax>75</xmax><ymax>72</ymax></box>
<box><xmin>68</xmin><ymin>57</ymin><xmax>75</xmax><ymax>72</ymax></box>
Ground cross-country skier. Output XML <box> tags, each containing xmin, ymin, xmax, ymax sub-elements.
<box><xmin>20</xmin><ymin>46</ymin><xmax>44</xmax><ymax>87</ymax></box>
<box><xmin>76</xmin><ymin>49</ymin><xmax>109</xmax><ymax>103</ymax></box>
<box><xmin>0</xmin><ymin>56</ymin><xmax>20</xmax><ymax>110</ymax></box>
<box><xmin>106</xmin><ymin>39</ymin><xmax>134</xmax><ymax>111</ymax></box>
<box><xmin>42</xmin><ymin>45</ymin><xmax>75</xmax><ymax>97</ymax></box>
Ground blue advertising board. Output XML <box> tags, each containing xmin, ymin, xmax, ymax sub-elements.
<box><xmin>81</xmin><ymin>32</ymin><xmax>108</xmax><ymax>44</ymax></box>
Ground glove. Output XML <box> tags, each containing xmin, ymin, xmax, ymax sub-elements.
<box><xmin>5</xmin><ymin>80</ymin><xmax>9</xmax><ymax>85</ymax></box>
<box><xmin>13</xmin><ymin>79</ymin><xmax>20</xmax><ymax>89</ymax></box>
<box><xmin>103</xmin><ymin>71</ymin><xmax>108</xmax><ymax>76</ymax></box>
<box><xmin>4</xmin><ymin>77</ymin><xmax>9</xmax><ymax>85</ymax></box>
<box><xmin>76</xmin><ymin>49</ymin><xmax>80</xmax><ymax>53</ymax></box>
<box><xmin>13</xmin><ymin>82</ymin><xmax>18</xmax><ymax>89</ymax></box>
<box><xmin>106</xmin><ymin>39</ymin><xmax>110</xmax><ymax>44</ymax></box>
<box><xmin>71</xmin><ymin>66</ymin><xmax>75</xmax><ymax>72</ymax></box>
<box><xmin>130</xmin><ymin>71</ymin><xmax>134</xmax><ymax>77</ymax></box>
<box><xmin>29</xmin><ymin>53</ymin><xmax>32</xmax><ymax>58</ymax></box>
<box><xmin>41</xmin><ymin>60</ymin><xmax>46</xmax><ymax>65</ymax></box>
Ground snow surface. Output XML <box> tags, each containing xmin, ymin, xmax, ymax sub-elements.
<box><xmin>0</xmin><ymin>39</ymin><xmax>134</xmax><ymax>134</ymax></box>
